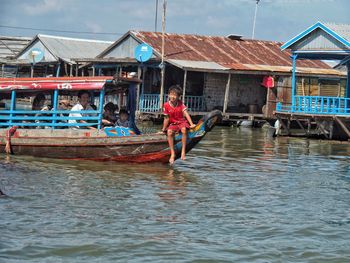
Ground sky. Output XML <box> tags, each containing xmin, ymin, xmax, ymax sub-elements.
<box><xmin>0</xmin><ymin>0</ymin><xmax>349</xmax><ymax>43</ymax></box>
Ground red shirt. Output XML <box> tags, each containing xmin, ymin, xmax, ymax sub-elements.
<box><xmin>163</xmin><ymin>100</ymin><xmax>187</xmax><ymax>124</ymax></box>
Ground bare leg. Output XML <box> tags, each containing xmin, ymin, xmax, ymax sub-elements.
<box><xmin>181</xmin><ymin>127</ymin><xmax>187</xmax><ymax>160</ymax></box>
<box><xmin>167</xmin><ymin>130</ymin><xmax>175</xmax><ymax>164</ymax></box>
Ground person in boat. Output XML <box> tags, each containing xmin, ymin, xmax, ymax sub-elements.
<box><xmin>31</xmin><ymin>93</ymin><xmax>51</xmax><ymax>128</ymax></box>
<box><xmin>56</xmin><ymin>99</ymin><xmax>71</xmax><ymax>128</ymax></box>
<box><xmin>161</xmin><ymin>85</ymin><xmax>196</xmax><ymax>164</ymax></box>
<box><xmin>32</xmin><ymin>93</ymin><xmax>49</xmax><ymax>111</ymax></box>
<box><xmin>58</xmin><ymin>100</ymin><xmax>71</xmax><ymax>111</ymax></box>
<box><xmin>102</xmin><ymin>102</ymin><xmax>118</xmax><ymax>127</ymax></box>
<box><xmin>68</xmin><ymin>90</ymin><xmax>96</xmax><ymax>130</ymax></box>
<box><xmin>115</xmin><ymin>108</ymin><xmax>130</xmax><ymax>128</ymax></box>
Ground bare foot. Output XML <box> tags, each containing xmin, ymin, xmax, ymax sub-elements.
<box><xmin>181</xmin><ymin>153</ymin><xmax>186</xmax><ymax>160</ymax></box>
<box><xmin>169</xmin><ymin>155</ymin><xmax>175</xmax><ymax>165</ymax></box>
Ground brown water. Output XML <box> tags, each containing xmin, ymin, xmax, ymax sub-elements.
<box><xmin>1</xmin><ymin>126</ymin><xmax>350</xmax><ymax>262</ymax></box>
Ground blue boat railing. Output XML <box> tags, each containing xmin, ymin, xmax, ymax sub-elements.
<box><xmin>0</xmin><ymin>110</ymin><xmax>101</xmax><ymax>128</ymax></box>
<box><xmin>276</xmin><ymin>95</ymin><xmax>350</xmax><ymax>115</ymax></box>
<box><xmin>139</xmin><ymin>94</ymin><xmax>204</xmax><ymax>112</ymax></box>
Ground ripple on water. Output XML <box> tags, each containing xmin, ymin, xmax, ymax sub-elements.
<box><xmin>1</xmin><ymin>127</ymin><xmax>350</xmax><ymax>262</ymax></box>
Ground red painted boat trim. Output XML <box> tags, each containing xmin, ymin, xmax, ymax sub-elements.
<box><xmin>65</xmin><ymin>150</ymin><xmax>171</xmax><ymax>163</ymax></box>
<box><xmin>0</xmin><ymin>137</ymin><xmax>167</xmax><ymax>147</ymax></box>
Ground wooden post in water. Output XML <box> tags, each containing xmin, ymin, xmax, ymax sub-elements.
<box><xmin>295</xmin><ymin>118</ymin><xmax>307</xmax><ymax>135</ymax></box>
<box><xmin>335</xmin><ymin>116</ymin><xmax>350</xmax><ymax>139</ymax></box>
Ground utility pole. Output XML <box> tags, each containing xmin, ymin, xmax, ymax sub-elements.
<box><xmin>159</xmin><ymin>0</ymin><xmax>166</xmax><ymax>110</ymax></box>
<box><xmin>252</xmin><ymin>0</ymin><xmax>260</xmax><ymax>39</ymax></box>
<box><xmin>155</xmin><ymin>0</ymin><xmax>159</xmax><ymax>32</ymax></box>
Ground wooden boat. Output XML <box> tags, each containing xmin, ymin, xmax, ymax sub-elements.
<box><xmin>0</xmin><ymin>76</ymin><xmax>221</xmax><ymax>163</ymax></box>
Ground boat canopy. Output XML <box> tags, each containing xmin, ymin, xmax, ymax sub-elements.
<box><xmin>0</xmin><ymin>76</ymin><xmax>141</xmax><ymax>132</ymax></box>
<box><xmin>0</xmin><ymin>76</ymin><xmax>113</xmax><ymax>92</ymax></box>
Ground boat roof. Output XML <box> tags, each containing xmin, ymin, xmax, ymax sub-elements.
<box><xmin>0</xmin><ymin>76</ymin><xmax>140</xmax><ymax>92</ymax></box>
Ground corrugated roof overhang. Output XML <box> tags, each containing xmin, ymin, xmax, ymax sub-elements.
<box><xmin>167</xmin><ymin>59</ymin><xmax>229</xmax><ymax>73</ymax></box>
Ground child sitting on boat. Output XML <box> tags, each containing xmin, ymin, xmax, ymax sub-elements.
<box><xmin>115</xmin><ymin>108</ymin><xmax>130</xmax><ymax>128</ymax></box>
<box><xmin>102</xmin><ymin>102</ymin><xmax>118</xmax><ymax>127</ymax></box>
<box><xmin>161</xmin><ymin>85</ymin><xmax>196</xmax><ymax>164</ymax></box>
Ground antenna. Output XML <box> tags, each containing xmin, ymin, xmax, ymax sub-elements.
<box><xmin>159</xmin><ymin>0</ymin><xmax>166</xmax><ymax>110</ymax></box>
<box><xmin>155</xmin><ymin>0</ymin><xmax>159</xmax><ymax>32</ymax></box>
<box><xmin>252</xmin><ymin>0</ymin><xmax>260</xmax><ymax>39</ymax></box>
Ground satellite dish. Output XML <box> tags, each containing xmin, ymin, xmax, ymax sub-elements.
<box><xmin>134</xmin><ymin>43</ymin><xmax>153</xmax><ymax>63</ymax></box>
<box><xmin>27</xmin><ymin>48</ymin><xmax>44</xmax><ymax>64</ymax></box>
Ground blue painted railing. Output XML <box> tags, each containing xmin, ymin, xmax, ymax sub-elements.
<box><xmin>0</xmin><ymin>110</ymin><xmax>101</xmax><ymax>128</ymax></box>
<box><xmin>276</xmin><ymin>95</ymin><xmax>350</xmax><ymax>115</ymax></box>
<box><xmin>139</xmin><ymin>94</ymin><xmax>162</xmax><ymax>112</ymax></box>
<box><xmin>139</xmin><ymin>94</ymin><xmax>204</xmax><ymax>112</ymax></box>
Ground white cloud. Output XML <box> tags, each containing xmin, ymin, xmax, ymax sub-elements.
<box><xmin>21</xmin><ymin>0</ymin><xmax>64</xmax><ymax>15</ymax></box>
<box><xmin>85</xmin><ymin>22</ymin><xmax>102</xmax><ymax>33</ymax></box>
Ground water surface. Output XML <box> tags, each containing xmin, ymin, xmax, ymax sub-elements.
<box><xmin>1</xmin><ymin>127</ymin><xmax>350</xmax><ymax>262</ymax></box>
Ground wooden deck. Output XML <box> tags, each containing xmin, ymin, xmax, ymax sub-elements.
<box><xmin>138</xmin><ymin>111</ymin><xmax>267</xmax><ymax>126</ymax></box>
<box><xmin>274</xmin><ymin>111</ymin><xmax>350</xmax><ymax>141</ymax></box>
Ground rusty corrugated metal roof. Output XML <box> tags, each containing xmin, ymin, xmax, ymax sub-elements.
<box><xmin>168</xmin><ymin>59</ymin><xmax>229</xmax><ymax>72</ymax></box>
<box><xmin>222</xmin><ymin>63</ymin><xmax>346</xmax><ymax>76</ymax></box>
<box><xmin>132</xmin><ymin>30</ymin><xmax>330</xmax><ymax>70</ymax></box>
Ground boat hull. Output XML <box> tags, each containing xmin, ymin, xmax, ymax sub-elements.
<box><xmin>0</xmin><ymin>110</ymin><xmax>221</xmax><ymax>163</ymax></box>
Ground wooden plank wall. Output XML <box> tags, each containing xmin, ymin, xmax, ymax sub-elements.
<box><xmin>296</xmin><ymin>77</ymin><xmax>346</xmax><ymax>97</ymax></box>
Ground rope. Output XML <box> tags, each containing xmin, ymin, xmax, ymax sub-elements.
<box><xmin>5</xmin><ymin>126</ymin><xmax>17</xmax><ymax>154</ymax></box>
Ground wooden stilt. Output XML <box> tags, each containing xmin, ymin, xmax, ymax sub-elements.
<box><xmin>295</xmin><ymin>118</ymin><xmax>307</xmax><ymax>135</ymax></box>
<box><xmin>315</xmin><ymin>119</ymin><xmax>329</xmax><ymax>139</ymax></box>
<box><xmin>287</xmin><ymin>118</ymin><xmax>291</xmax><ymax>135</ymax></box>
<box><xmin>307</xmin><ymin>119</ymin><xmax>311</xmax><ymax>134</ymax></box>
<box><xmin>276</xmin><ymin>116</ymin><xmax>289</xmax><ymax>135</ymax></box>
<box><xmin>335</xmin><ymin>116</ymin><xmax>350</xmax><ymax>139</ymax></box>
<box><xmin>329</xmin><ymin>120</ymin><xmax>334</xmax><ymax>140</ymax></box>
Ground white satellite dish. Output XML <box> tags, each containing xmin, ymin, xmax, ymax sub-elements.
<box><xmin>27</xmin><ymin>48</ymin><xmax>44</xmax><ymax>64</ymax></box>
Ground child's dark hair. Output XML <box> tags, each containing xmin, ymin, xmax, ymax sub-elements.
<box><xmin>104</xmin><ymin>102</ymin><xmax>118</xmax><ymax>112</ymax></box>
<box><xmin>119</xmin><ymin>107</ymin><xmax>129</xmax><ymax>115</ymax></box>
<box><xmin>168</xmin><ymin>85</ymin><xmax>182</xmax><ymax>96</ymax></box>
<box><xmin>77</xmin><ymin>90</ymin><xmax>90</xmax><ymax>98</ymax></box>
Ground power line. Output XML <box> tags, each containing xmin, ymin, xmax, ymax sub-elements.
<box><xmin>0</xmin><ymin>25</ymin><xmax>124</xmax><ymax>36</ymax></box>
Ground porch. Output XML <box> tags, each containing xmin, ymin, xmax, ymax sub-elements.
<box><xmin>139</xmin><ymin>94</ymin><xmax>205</xmax><ymax>112</ymax></box>
<box><xmin>276</xmin><ymin>95</ymin><xmax>350</xmax><ymax>115</ymax></box>
<box><xmin>275</xmin><ymin>95</ymin><xmax>350</xmax><ymax>140</ymax></box>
